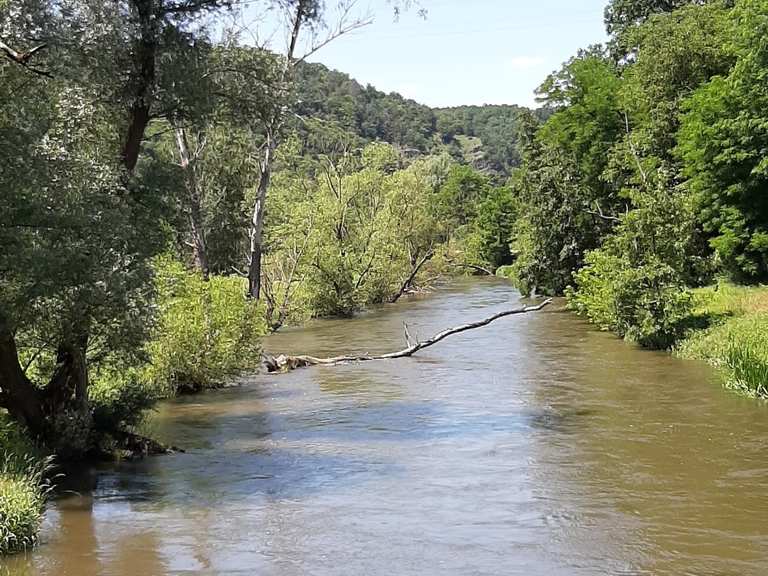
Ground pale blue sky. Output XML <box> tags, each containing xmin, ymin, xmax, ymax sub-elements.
<box><xmin>296</xmin><ymin>0</ymin><xmax>609</xmax><ymax>108</ymax></box>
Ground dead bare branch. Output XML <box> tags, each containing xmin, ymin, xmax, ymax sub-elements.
<box><xmin>263</xmin><ymin>299</ymin><xmax>553</xmax><ymax>373</ymax></box>
<box><xmin>298</xmin><ymin>1</ymin><xmax>373</xmax><ymax>63</ymax></box>
<box><xmin>450</xmin><ymin>263</ymin><xmax>494</xmax><ymax>276</ymax></box>
<box><xmin>584</xmin><ymin>201</ymin><xmax>621</xmax><ymax>223</ymax></box>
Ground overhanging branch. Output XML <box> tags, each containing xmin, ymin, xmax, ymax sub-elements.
<box><xmin>0</xmin><ymin>39</ymin><xmax>52</xmax><ymax>78</ymax></box>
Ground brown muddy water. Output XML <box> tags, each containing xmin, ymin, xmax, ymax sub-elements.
<box><xmin>3</xmin><ymin>278</ymin><xmax>768</xmax><ymax>576</ymax></box>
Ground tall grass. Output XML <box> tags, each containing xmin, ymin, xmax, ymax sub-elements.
<box><xmin>725</xmin><ymin>337</ymin><xmax>768</xmax><ymax>397</ymax></box>
<box><xmin>677</xmin><ymin>282</ymin><xmax>768</xmax><ymax>397</ymax></box>
<box><xmin>0</xmin><ymin>454</ymin><xmax>54</xmax><ymax>555</ymax></box>
<box><xmin>0</xmin><ymin>414</ymin><xmax>53</xmax><ymax>555</ymax></box>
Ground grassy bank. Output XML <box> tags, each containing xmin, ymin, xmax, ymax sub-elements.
<box><xmin>0</xmin><ymin>414</ymin><xmax>50</xmax><ymax>555</ymax></box>
<box><xmin>676</xmin><ymin>283</ymin><xmax>768</xmax><ymax>398</ymax></box>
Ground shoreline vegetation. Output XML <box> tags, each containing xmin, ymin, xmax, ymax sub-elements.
<box><xmin>675</xmin><ymin>283</ymin><xmax>768</xmax><ymax>398</ymax></box>
<box><xmin>3</xmin><ymin>0</ymin><xmax>768</xmax><ymax>559</ymax></box>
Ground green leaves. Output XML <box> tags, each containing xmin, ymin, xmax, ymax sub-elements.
<box><xmin>677</xmin><ymin>0</ymin><xmax>768</xmax><ymax>281</ymax></box>
<box><xmin>141</xmin><ymin>257</ymin><xmax>266</xmax><ymax>394</ymax></box>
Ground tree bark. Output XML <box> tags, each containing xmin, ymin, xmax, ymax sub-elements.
<box><xmin>121</xmin><ymin>0</ymin><xmax>158</xmax><ymax>172</ymax></box>
<box><xmin>390</xmin><ymin>250</ymin><xmax>435</xmax><ymax>303</ymax></box>
<box><xmin>263</xmin><ymin>298</ymin><xmax>553</xmax><ymax>372</ymax></box>
<box><xmin>174</xmin><ymin>123</ymin><xmax>210</xmax><ymax>278</ymax></box>
<box><xmin>246</xmin><ymin>3</ymin><xmax>307</xmax><ymax>300</ymax></box>
<box><xmin>248</xmin><ymin>135</ymin><xmax>275</xmax><ymax>299</ymax></box>
<box><xmin>0</xmin><ymin>316</ymin><xmax>46</xmax><ymax>436</ymax></box>
<box><xmin>43</xmin><ymin>337</ymin><xmax>89</xmax><ymax>419</ymax></box>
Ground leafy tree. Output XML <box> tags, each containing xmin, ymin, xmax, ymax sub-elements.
<box><xmin>510</xmin><ymin>51</ymin><xmax>624</xmax><ymax>295</ymax></box>
<box><xmin>510</xmin><ymin>144</ymin><xmax>602</xmax><ymax>295</ymax></box>
<box><xmin>537</xmin><ymin>47</ymin><xmax>623</xmax><ymax>197</ymax></box>
<box><xmin>0</xmin><ymin>69</ymin><xmax>166</xmax><ymax>455</ymax></box>
<box><xmin>0</xmin><ymin>0</ymin><xmax>235</xmax><ymax>454</ymax></box>
<box><xmin>465</xmin><ymin>186</ymin><xmax>518</xmax><ymax>268</ymax></box>
<box><xmin>677</xmin><ymin>0</ymin><xmax>768</xmax><ymax>281</ymax></box>
<box><xmin>435</xmin><ymin>165</ymin><xmax>491</xmax><ymax>230</ymax></box>
<box><xmin>617</xmin><ymin>1</ymin><xmax>733</xmax><ymax>161</ymax></box>
<box><xmin>604</xmin><ymin>0</ymin><xmax>713</xmax><ymax>58</ymax></box>
<box><xmin>568</xmin><ymin>181</ymin><xmax>702</xmax><ymax>349</ymax></box>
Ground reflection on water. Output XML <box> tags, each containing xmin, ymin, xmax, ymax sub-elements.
<box><xmin>3</xmin><ymin>278</ymin><xmax>768</xmax><ymax>576</ymax></box>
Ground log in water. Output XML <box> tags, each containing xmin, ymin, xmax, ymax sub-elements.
<box><xmin>4</xmin><ymin>278</ymin><xmax>768</xmax><ymax>576</ymax></box>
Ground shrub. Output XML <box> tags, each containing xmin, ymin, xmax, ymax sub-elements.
<box><xmin>568</xmin><ymin>250</ymin><xmax>693</xmax><ymax>349</ymax></box>
<box><xmin>89</xmin><ymin>366</ymin><xmax>160</xmax><ymax>433</ymax></box>
<box><xmin>0</xmin><ymin>414</ymin><xmax>36</xmax><ymax>464</ymax></box>
<box><xmin>143</xmin><ymin>258</ymin><xmax>267</xmax><ymax>394</ymax></box>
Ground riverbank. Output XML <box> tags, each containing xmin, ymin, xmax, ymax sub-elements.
<box><xmin>676</xmin><ymin>283</ymin><xmax>768</xmax><ymax>398</ymax></box>
<box><xmin>0</xmin><ymin>414</ymin><xmax>49</xmax><ymax>555</ymax></box>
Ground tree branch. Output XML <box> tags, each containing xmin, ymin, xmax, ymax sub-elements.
<box><xmin>0</xmin><ymin>39</ymin><xmax>52</xmax><ymax>77</ymax></box>
<box><xmin>297</xmin><ymin>1</ymin><xmax>373</xmax><ymax>63</ymax></box>
<box><xmin>390</xmin><ymin>250</ymin><xmax>434</xmax><ymax>303</ymax></box>
<box><xmin>584</xmin><ymin>201</ymin><xmax>621</xmax><ymax>223</ymax></box>
<box><xmin>450</xmin><ymin>263</ymin><xmax>494</xmax><ymax>276</ymax></box>
<box><xmin>263</xmin><ymin>299</ymin><xmax>553</xmax><ymax>372</ymax></box>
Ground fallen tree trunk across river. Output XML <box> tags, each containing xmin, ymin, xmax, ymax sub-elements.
<box><xmin>262</xmin><ymin>298</ymin><xmax>553</xmax><ymax>373</ymax></box>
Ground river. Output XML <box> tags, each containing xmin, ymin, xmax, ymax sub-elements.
<box><xmin>3</xmin><ymin>278</ymin><xmax>768</xmax><ymax>576</ymax></box>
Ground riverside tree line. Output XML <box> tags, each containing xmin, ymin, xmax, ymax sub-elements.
<box><xmin>2</xmin><ymin>0</ymin><xmax>768</xmax><ymax>555</ymax></box>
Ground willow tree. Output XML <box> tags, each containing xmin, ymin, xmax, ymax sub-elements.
<box><xmin>0</xmin><ymin>0</ymin><xmax>241</xmax><ymax>455</ymax></box>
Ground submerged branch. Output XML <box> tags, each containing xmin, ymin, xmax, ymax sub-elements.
<box><xmin>263</xmin><ymin>298</ymin><xmax>552</xmax><ymax>373</ymax></box>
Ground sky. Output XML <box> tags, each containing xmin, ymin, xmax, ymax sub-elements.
<box><xmin>264</xmin><ymin>0</ymin><xmax>610</xmax><ymax>108</ymax></box>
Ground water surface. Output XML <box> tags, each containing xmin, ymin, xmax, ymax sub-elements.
<box><xmin>3</xmin><ymin>278</ymin><xmax>768</xmax><ymax>575</ymax></box>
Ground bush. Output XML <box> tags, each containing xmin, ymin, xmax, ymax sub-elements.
<box><xmin>143</xmin><ymin>258</ymin><xmax>267</xmax><ymax>394</ymax></box>
<box><xmin>568</xmin><ymin>250</ymin><xmax>693</xmax><ymax>349</ymax></box>
<box><xmin>0</xmin><ymin>415</ymin><xmax>36</xmax><ymax>463</ymax></box>
<box><xmin>89</xmin><ymin>366</ymin><xmax>159</xmax><ymax>433</ymax></box>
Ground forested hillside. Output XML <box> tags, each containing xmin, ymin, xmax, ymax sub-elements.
<box><xmin>293</xmin><ymin>62</ymin><xmax>530</xmax><ymax>175</ymax></box>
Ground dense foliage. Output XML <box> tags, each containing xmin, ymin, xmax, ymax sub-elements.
<box><xmin>505</xmin><ymin>0</ymin><xmax>768</xmax><ymax>359</ymax></box>
<box><xmin>0</xmin><ymin>0</ymin><xmax>513</xmax><ymax>476</ymax></box>
<box><xmin>0</xmin><ymin>415</ymin><xmax>49</xmax><ymax>555</ymax></box>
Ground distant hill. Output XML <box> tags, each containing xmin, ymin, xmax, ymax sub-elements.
<box><xmin>294</xmin><ymin>62</ymin><xmax>534</xmax><ymax>176</ymax></box>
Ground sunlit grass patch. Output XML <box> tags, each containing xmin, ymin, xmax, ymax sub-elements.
<box><xmin>678</xmin><ymin>282</ymin><xmax>768</xmax><ymax>398</ymax></box>
<box><xmin>0</xmin><ymin>414</ymin><xmax>52</xmax><ymax>555</ymax></box>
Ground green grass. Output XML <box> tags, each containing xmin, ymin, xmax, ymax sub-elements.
<box><xmin>676</xmin><ymin>282</ymin><xmax>768</xmax><ymax>397</ymax></box>
<box><xmin>0</xmin><ymin>413</ymin><xmax>51</xmax><ymax>555</ymax></box>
